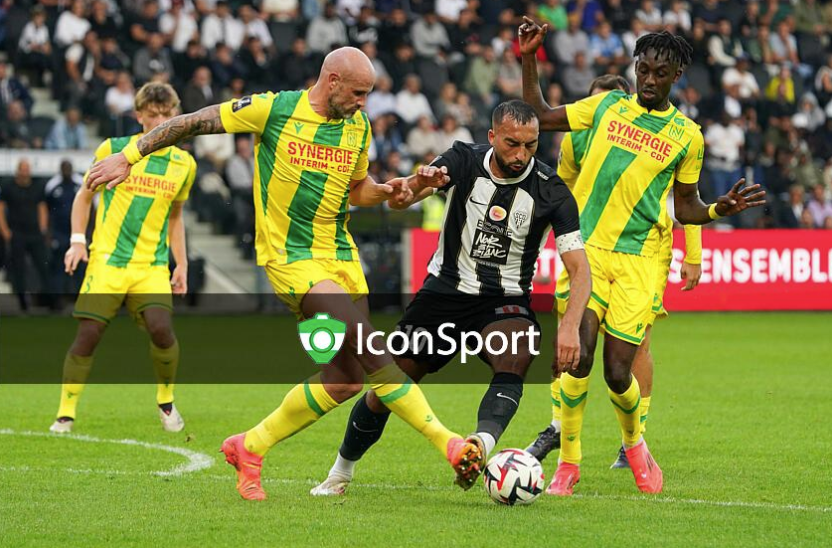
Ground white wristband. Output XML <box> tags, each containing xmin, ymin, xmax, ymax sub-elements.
<box><xmin>70</xmin><ymin>233</ymin><xmax>87</xmax><ymax>245</ymax></box>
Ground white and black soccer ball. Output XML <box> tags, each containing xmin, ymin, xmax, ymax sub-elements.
<box><xmin>483</xmin><ymin>448</ymin><xmax>544</xmax><ymax>506</ymax></box>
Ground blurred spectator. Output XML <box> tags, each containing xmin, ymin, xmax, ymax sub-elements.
<box><xmin>538</xmin><ymin>0</ymin><xmax>568</xmax><ymax>31</ymax></box>
<box><xmin>54</xmin><ymin>0</ymin><xmax>90</xmax><ymax>49</ymax></box>
<box><xmin>704</xmin><ymin>112</ymin><xmax>745</xmax><ymax>197</ymax></box>
<box><xmin>45</xmin><ymin>107</ymin><xmax>87</xmax><ymax>150</ymax></box>
<box><xmin>0</xmin><ymin>60</ymin><xmax>33</xmax><ymax>114</ymax></box>
<box><xmin>794</xmin><ymin>0</ymin><xmax>825</xmax><ymax>38</ymax></box>
<box><xmin>814</xmin><ymin>55</ymin><xmax>832</xmax><ymax>107</ymax></box>
<box><xmin>463</xmin><ymin>46</ymin><xmax>499</xmax><ymax>108</ymax></box>
<box><xmin>635</xmin><ymin>0</ymin><xmax>663</xmax><ymax>33</ymax></box>
<box><xmin>448</xmin><ymin>91</ymin><xmax>475</xmax><ymax>129</ymax></box>
<box><xmin>277</xmin><ymin>38</ymin><xmax>318</xmax><ymax>91</ymax></box>
<box><xmin>433</xmin><ymin>82</ymin><xmax>459</xmax><ymax>122</ymax></box>
<box><xmin>765</xmin><ymin>65</ymin><xmax>796</xmax><ymax>108</ymax></box>
<box><xmin>778</xmin><ymin>184</ymin><xmax>805</xmax><ymax>228</ymax></box>
<box><xmin>174</xmin><ymin>40</ymin><xmax>210</xmax><ymax>86</ymax></box>
<box><xmin>201</xmin><ymin>1</ymin><xmax>245</xmax><ymax>51</ymax></box>
<box><xmin>693</xmin><ymin>0</ymin><xmax>722</xmax><ymax>33</ymax></box>
<box><xmin>449</xmin><ymin>8</ymin><xmax>483</xmax><ymax>59</ymax></box>
<box><xmin>792</xmin><ymin>94</ymin><xmax>825</xmax><ymax>133</ymax></box>
<box><xmin>434</xmin><ymin>115</ymin><xmax>473</xmax><ymax>152</ymax></box>
<box><xmin>411</xmin><ymin>11</ymin><xmax>450</xmax><ymax>59</ymax></box>
<box><xmin>369</xmin><ymin>114</ymin><xmax>404</xmax><ymax>164</ymax></box>
<box><xmin>182</xmin><ymin>66</ymin><xmax>216</xmax><ymax>113</ymax></box>
<box><xmin>721</xmin><ymin>56</ymin><xmax>760</xmax><ymax>103</ymax></box>
<box><xmin>553</xmin><ymin>13</ymin><xmax>589</xmax><ymax>66</ymax></box>
<box><xmin>365</xmin><ymin>75</ymin><xmax>396</xmax><ymax>121</ymax></box>
<box><xmin>0</xmin><ymin>100</ymin><xmax>41</xmax><ymax>149</ymax></box>
<box><xmin>395</xmin><ymin>74</ymin><xmax>434</xmax><ymax>125</ymax></box>
<box><xmin>348</xmin><ymin>6</ymin><xmax>380</xmax><ymax>47</ymax></box>
<box><xmin>795</xmin><ymin>150</ymin><xmax>823</xmax><ymax>190</ymax></box>
<box><xmin>240</xmin><ymin>5</ymin><xmax>274</xmax><ymax>50</ymax></box>
<box><xmin>305</xmin><ymin>3</ymin><xmax>347</xmax><ymax>54</ymax></box>
<box><xmin>134</xmin><ymin>33</ymin><xmax>175</xmax><ymax>84</ymax></box>
<box><xmin>709</xmin><ymin>18</ymin><xmax>744</xmax><ymax>68</ymax></box>
<box><xmin>388</xmin><ymin>43</ymin><xmax>418</xmax><ymax>91</ymax></box>
<box><xmin>604</xmin><ymin>0</ymin><xmax>631</xmax><ymax>33</ymax></box>
<box><xmin>88</xmin><ymin>0</ymin><xmax>119</xmax><ymax>41</ymax></box>
<box><xmin>65</xmin><ymin>30</ymin><xmax>102</xmax><ymax>110</ymax></box>
<box><xmin>436</xmin><ymin>0</ymin><xmax>467</xmax><ymax>24</ymax></box>
<box><xmin>663</xmin><ymin>0</ymin><xmax>691</xmax><ymax>34</ymax></box>
<box><xmin>406</xmin><ymin>115</ymin><xmax>440</xmax><ymax>157</ymax></box>
<box><xmin>0</xmin><ymin>159</ymin><xmax>50</xmax><ymax>311</ymax></box>
<box><xmin>105</xmin><ymin>71</ymin><xmax>136</xmax><ymax>116</ymax></box>
<box><xmin>378</xmin><ymin>8</ymin><xmax>411</xmax><ymax>51</ymax></box>
<box><xmin>239</xmin><ymin>37</ymin><xmax>270</xmax><ymax>87</ymax></box>
<box><xmin>490</xmin><ymin>26</ymin><xmax>515</xmax><ymax>59</ymax></box>
<box><xmin>129</xmin><ymin>0</ymin><xmax>162</xmax><ymax>53</ymax></box>
<box><xmin>99</xmin><ymin>37</ymin><xmax>131</xmax><ymax>83</ymax></box>
<box><xmin>261</xmin><ymin>0</ymin><xmax>300</xmax><ymax>21</ymax></box>
<box><xmin>195</xmin><ymin>132</ymin><xmax>235</xmax><ymax>172</ymax></box>
<box><xmin>677</xmin><ymin>86</ymin><xmax>701</xmax><ymax>120</ymax></box>
<box><xmin>687</xmin><ymin>19</ymin><xmax>710</xmax><ymax>67</ymax></box>
<box><xmin>568</xmin><ymin>0</ymin><xmax>604</xmax><ymax>33</ymax></box>
<box><xmin>589</xmin><ymin>20</ymin><xmax>627</xmax><ymax>70</ymax></box>
<box><xmin>799</xmin><ymin>208</ymin><xmax>816</xmax><ymax>229</ymax></box>
<box><xmin>563</xmin><ymin>52</ymin><xmax>596</xmax><ymax>101</ymax></box>
<box><xmin>225</xmin><ymin>135</ymin><xmax>255</xmax><ymax>257</ymax></box>
<box><xmin>17</xmin><ymin>5</ymin><xmax>52</xmax><ymax>86</ymax></box>
<box><xmin>360</xmin><ymin>42</ymin><xmax>388</xmax><ymax>81</ymax></box>
<box><xmin>44</xmin><ymin>160</ymin><xmax>84</xmax><ymax>294</ymax></box>
<box><xmin>211</xmin><ymin>42</ymin><xmax>245</xmax><ymax>91</ymax></box>
<box><xmin>496</xmin><ymin>49</ymin><xmax>522</xmax><ymax>100</ymax></box>
<box><xmin>160</xmin><ymin>0</ymin><xmax>199</xmax><ymax>53</ymax></box>
<box><xmin>769</xmin><ymin>19</ymin><xmax>810</xmax><ymax>79</ymax></box>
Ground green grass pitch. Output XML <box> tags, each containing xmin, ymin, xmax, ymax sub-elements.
<box><xmin>1</xmin><ymin>312</ymin><xmax>831</xmax><ymax>547</ymax></box>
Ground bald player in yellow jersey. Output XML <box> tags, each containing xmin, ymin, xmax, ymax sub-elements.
<box><xmin>86</xmin><ymin>47</ymin><xmax>484</xmax><ymax>501</ymax></box>
<box><xmin>49</xmin><ymin>83</ymin><xmax>196</xmax><ymax>435</ymax></box>
<box><xmin>525</xmin><ymin>74</ymin><xmax>705</xmax><ymax>470</ymax></box>
<box><xmin>520</xmin><ymin>22</ymin><xmax>766</xmax><ymax>495</ymax></box>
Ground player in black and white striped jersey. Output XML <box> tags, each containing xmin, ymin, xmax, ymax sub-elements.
<box><xmin>311</xmin><ymin>100</ymin><xmax>592</xmax><ymax>496</ymax></box>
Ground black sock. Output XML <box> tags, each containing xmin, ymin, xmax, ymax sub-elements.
<box><xmin>476</xmin><ymin>372</ymin><xmax>524</xmax><ymax>443</ymax></box>
<box><xmin>338</xmin><ymin>392</ymin><xmax>391</xmax><ymax>461</ymax></box>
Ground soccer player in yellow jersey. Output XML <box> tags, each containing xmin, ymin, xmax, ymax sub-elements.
<box><xmin>86</xmin><ymin>47</ymin><xmax>484</xmax><ymax>501</ymax></box>
<box><xmin>519</xmin><ymin>22</ymin><xmax>766</xmax><ymax>494</ymax></box>
<box><xmin>49</xmin><ymin>83</ymin><xmax>196</xmax><ymax>434</ymax></box>
<box><xmin>526</xmin><ymin>75</ymin><xmax>705</xmax><ymax>470</ymax></box>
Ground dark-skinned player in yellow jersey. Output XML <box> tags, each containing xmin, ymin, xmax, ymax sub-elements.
<box><xmin>518</xmin><ymin>19</ymin><xmax>766</xmax><ymax>495</ymax></box>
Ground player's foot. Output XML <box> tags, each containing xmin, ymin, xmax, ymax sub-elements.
<box><xmin>625</xmin><ymin>440</ymin><xmax>662</xmax><ymax>494</ymax></box>
<box><xmin>466</xmin><ymin>433</ymin><xmax>488</xmax><ymax>463</ymax></box>
<box><xmin>49</xmin><ymin>417</ymin><xmax>74</xmax><ymax>434</ymax></box>
<box><xmin>610</xmin><ymin>445</ymin><xmax>630</xmax><ymax>469</ymax></box>
<box><xmin>310</xmin><ymin>474</ymin><xmax>351</xmax><ymax>496</ymax></box>
<box><xmin>158</xmin><ymin>403</ymin><xmax>185</xmax><ymax>432</ymax></box>
<box><xmin>446</xmin><ymin>437</ymin><xmax>484</xmax><ymax>491</ymax></box>
<box><xmin>525</xmin><ymin>425</ymin><xmax>560</xmax><ymax>462</ymax></box>
<box><xmin>546</xmin><ymin>462</ymin><xmax>580</xmax><ymax>496</ymax></box>
<box><xmin>220</xmin><ymin>433</ymin><xmax>267</xmax><ymax>501</ymax></box>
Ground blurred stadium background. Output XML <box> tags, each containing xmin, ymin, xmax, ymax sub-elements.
<box><xmin>1</xmin><ymin>0</ymin><xmax>832</xmax><ymax>313</ymax></box>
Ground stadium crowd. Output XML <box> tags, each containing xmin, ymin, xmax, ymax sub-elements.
<box><xmin>2</xmin><ymin>0</ymin><xmax>832</xmax><ymax>267</ymax></box>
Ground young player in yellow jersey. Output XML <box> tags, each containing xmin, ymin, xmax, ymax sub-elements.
<box><xmin>520</xmin><ymin>23</ymin><xmax>766</xmax><ymax>495</ymax></box>
<box><xmin>524</xmin><ymin>75</ymin><xmax>705</xmax><ymax>470</ymax></box>
<box><xmin>49</xmin><ymin>83</ymin><xmax>196</xmax><ymax>434</ymax></box>
<box><xmin>86</xmin><ymin>47</ymin><xmax>484</xmax><ymax>501</ymax></box>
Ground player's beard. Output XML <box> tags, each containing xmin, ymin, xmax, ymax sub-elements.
<box><xmin>493</xmin><ymin>151</ymin><xmax>529</xmax><ymax>178</ymax></box>
<box><xmin>327</xmin><ymin>97</ymin><xmax>355</xmax><ymax>120</ymax></box>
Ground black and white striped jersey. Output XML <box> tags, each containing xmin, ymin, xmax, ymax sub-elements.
<box><xmin>423</xmin><ymin>141</ymin><xmax>582</xmax><ymax>297</ymax></box>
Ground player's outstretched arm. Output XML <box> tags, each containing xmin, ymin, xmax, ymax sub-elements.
<box><xmin>64</xmin><ymin>186</ymin><xmax>94</xmax><ymax>275</ymax></box>
<box><xmin>168</xmin><ymin>201</ymin><xmax>188</xmax><ymax>295</ymax></box>
<box><xmin>674</xmin><ymin>178</ymin><xmax>766</xmax><ymax>225</ymax></box>
<box><xmin>86</xmin><ymin>105</ymin><xmax>225</xmax><ymax>191</ymax></box>
<box><xmin>519</xmin><ymin>16</ymin><xmax>570</xmax><ymax>132</ymax></box>
<box><xmin>558</xmin><ymin>247</ymin><xmax>591</xmax><ymax>371</ymax></box>
<box><xmin>349</xmin><ymin>175</ymin><xmax>412</xmax><ymax>207</ymax></box>
<box><xmin>387</xmin><ymin>165</ymin><xmax>450</xmax><ymax>210</ymax></box>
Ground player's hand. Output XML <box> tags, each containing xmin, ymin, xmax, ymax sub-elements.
<box><xmin>86</xmin><ymin>153</ymin><xmax>132</xmax><ymax>191</ymax></box>
<box><xmin>556</xmin><ymin>323</ymin><xmax>580</xmax><ymax>372</ymax></box>
<box><xmin>518</xmin><ymin>16</ymin><xmax>548</xmax><ymax>56</ymax></box>
<box><xmin>170</xmin><ymin>264</ymin><xmax>188</xmax><ymax>295</ymax></box>
<box><xmin>414</xmin><ymin>165</ymin><xmax>449</xmax><ymax>189</ymax></box>
<box><xmin>715</xmin><ymin>179</ymin><xmax>766</xmax><ymax>217</ymax></box>
<box><xmin>680</xmin><ymin>262</ymin><xmax>702</xmax><ymax>291</ymax></box>
<box><xmin>387</xmin><ymin>177</ymin><xmax>415</xmax><ymax>206</ymax></box>
<box><xmin>64</xmin><ymin>242</ymin><xmax>88</xmax><ymax>275</ymax></box>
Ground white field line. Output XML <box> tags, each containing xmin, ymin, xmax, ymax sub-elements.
<box><xmin>0</xmin><ymin>429</ymin><xmax>214</xmax><ymax>476</ymax></box>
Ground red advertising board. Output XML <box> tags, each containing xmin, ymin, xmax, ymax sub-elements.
<box><xmin>404</xmin><ymin>229</ymin><xmax>832</xmax><ymax>311</ymax></box>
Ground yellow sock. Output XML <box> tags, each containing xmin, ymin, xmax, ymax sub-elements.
<box><xmin>57</xmin><ymin>353</ymin><xmax>93</xmax><ymax>419</ymax></box>
<box><xmin>609</xmin><ymin>376</ymin><xmax>642</xmax><ymax>448</ymax></box>
<box><xmin>369</xmin><ymin>363</ymin><xmax>457</xmax><ymax>456</ymax></box>
<box><xmin>244</xmin><ymin>373</ymin><xmax>339</xmax><ymax>456</ymax></box>
<box><xmin>551</xmin><ymin>377</ymin><xmax>562</xmax><ymax>423</ymax></box>
<box><xmin>150</xmin><ymin>340</ymin><xmax>179</xmax><ymax>405</ymax></box>
<box><xmin>559</xmin><ymin>372</ymin><xmax>589</xmax><ymax>464</ymax></box>
<box><xmin>639</xmin><ymin>395</ymin><xmax>652</xmax><ymax>436</ymax></box>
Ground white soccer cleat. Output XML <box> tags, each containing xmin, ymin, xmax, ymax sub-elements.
<box><xmin>159</xmin><ymin>404</ymin><xmax>185</xmax><ymax>432</ymax></box>
<box><xmin>49</xmin><ymin>418</ymin><xmax>74</xmax><ymax>434</ymax></box>
<box><xmin>310</xmin><ymin>475</ymin><xmax>351</xmax><ymax>496</ymax></box>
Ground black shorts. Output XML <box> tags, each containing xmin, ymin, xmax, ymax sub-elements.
<box><xmin>394</xmin><ymin>285</ymin><xmax>540</xmax><ymax>372</ymax></box>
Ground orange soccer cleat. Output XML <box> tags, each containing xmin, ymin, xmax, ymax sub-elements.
<box><xmin>546</xmin><ymin>461</ymin><xmax>580</xmax><ymax>496</ymax></box>
<box><xmin>220</xmin><ymin>433</ymin><xmax>267</xmax><ymax>501</ymax></box>
<box><xmin>625</xmin><ymin>440</ymin><xmax>663</xmax><ymax>494</ymax></box>
<box><xmin>446</xmin><ymin>437</ymin><xmax>484</xmax><ymax>490</ymax></box>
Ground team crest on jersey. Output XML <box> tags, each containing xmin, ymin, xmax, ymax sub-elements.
<box><xmin>489</xmin><ymin>205</ymin><xmax>507</xmax><ymax>221</ymax></box>
<box><xmin>513</xmin><ymin>211</ymin><xmax>528</xmax><ymax>229</ymax></box>
<box><xmin>232</xmin><ymin>96</ymin><xmax>252</xmax><ymax>112</ymax></box>
<box><xmin>668</xmin><ymin>125</ymin><xmax>685</xmax><ymax>141</ymax></box>
<box><xmin>347</xmin><ymin>131</ymin><xmax>357</xmax><ymax>147</ymax></box>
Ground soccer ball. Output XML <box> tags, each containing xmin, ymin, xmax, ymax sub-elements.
<box><xmin>482</xmin><ymin>448</ymin><xmax>544</xmax><ymax>505</ymax></box>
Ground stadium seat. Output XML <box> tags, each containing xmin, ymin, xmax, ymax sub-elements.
<box><xmin>28</xmin><ymin>116</ymin><xmax>55</xmax><ymax>141</ymax></box>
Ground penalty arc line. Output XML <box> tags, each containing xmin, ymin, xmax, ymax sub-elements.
<box><xmin>0</xmin><ymin>429</ymin><xmax>214</xmax><ymax>477</ymax></box>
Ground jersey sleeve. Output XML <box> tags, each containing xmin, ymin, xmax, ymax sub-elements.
<box><xmin>175</xmin><ymin>155</ymin><xmax>198</xmax><ymax>202</ymax></box>
<box><xmin>683</xmin><ymin>224</ymin><xmax>702</xmax><ymax>264</ymax></box>
<box><xmin>676</xmin><ymin>129</ymin><xmax>705</xmax><ymax>184</ymax></box>
<box><xmin>351</xmin><ymin>115</ymin><xmax>373</xmax><ymax>181</ymax></box>
<box><xmin>549</xmin><ymin>185</ymin><xmax>582</xmax><ymax>238</ymax></box>
<box><xmin>557</xmin><ymin>133</ymin><xmax>579</xmax><ymax>189</ymax></box>
<box><xmin>564</xmin><ymin>90</ymin><xmax>616</xmax><ymax>131</ymax></box>
<box><xmin>429</xmin><ymin>141</ymin><xmax>471</xmax><ymax>190</ymax></box>
<box><xmin>219</xmin><ymin>92</ymin><xmax>276</xmax><ymax>135</ymax></box>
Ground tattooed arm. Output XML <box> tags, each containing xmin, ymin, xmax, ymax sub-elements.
<box><xmin>86</xmin><ymin>105</ymin><xmax>226</xmax><ymax>190</ymax></box>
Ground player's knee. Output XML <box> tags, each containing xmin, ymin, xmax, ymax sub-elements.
<box><xmin>578</xmin><ymin>347</ymin><xmax>595</xmax><ymax>372</ymax></box>
<box><xmin>603</xmin><ymin>366</ymin><xmax>631</xmax><ymax>394</ymax></box>
<box><xmin>146</xmin><ymin>320</ymin><xmax>175</xmax><ymax>348</ymax></box>
<box><xmin>325</xmin><ymin>383</ymin><xmax>363</xmax><ymax>403</ymax></box>
<box><xmin>71</xmin><ymin>320</ymin><xmax>106</xmax><ymax>355</ymax></box>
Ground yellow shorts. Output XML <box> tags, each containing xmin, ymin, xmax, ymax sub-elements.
<box><xmin>649</xmin><ymin>232</ymin><xmax>674</xmax><ymax>325</ymax></box>
<box><xmin>74</xmin><ymin>258</ymin><xmax>173</xmax><ymax>325</ymax></box>
<box><xmin>555</xmin><ymin>244</ymin><xmax>658</xmax><ymax>345</ymax></box>
<box><xmin>265</xmin><ymin>258</ymin><xmax>369</xmax><ymax>319</ymax></box>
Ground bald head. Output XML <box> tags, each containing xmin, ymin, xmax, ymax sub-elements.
<box><xmin>313</xmin><ymin>47</ymin><xmax>376</xmax><ymax>120</ymax></box>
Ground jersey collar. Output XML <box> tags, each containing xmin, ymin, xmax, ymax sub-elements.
<box><xmin>628</xmin><ymin>94</ymin><xmax>676</xmax><ymax>117</ymax></box>
<box><xmin>483</xmin><ymin>148</ymin><xmax>535</xmax><ymax>185</ymax></box>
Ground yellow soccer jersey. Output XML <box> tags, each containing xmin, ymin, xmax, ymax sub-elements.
<box><xmin>565</xmin><ymin>89</ymin><xmax>704</xmax><ymax>257</ymax></box>
<box><xmin>88</xmin><ymin>134</ymin><xmax>196</xmax><ymax>268</ymax></box>
<box><xmin>219</xmin><ymin>90</ymin><xmax>372</xmax><ymax>265</ymax></box>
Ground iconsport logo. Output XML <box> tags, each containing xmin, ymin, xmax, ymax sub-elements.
<box><xmin>298</xmin><ymin>313</ymin><xmax>347</xmax><ymax>364</ymax></box>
